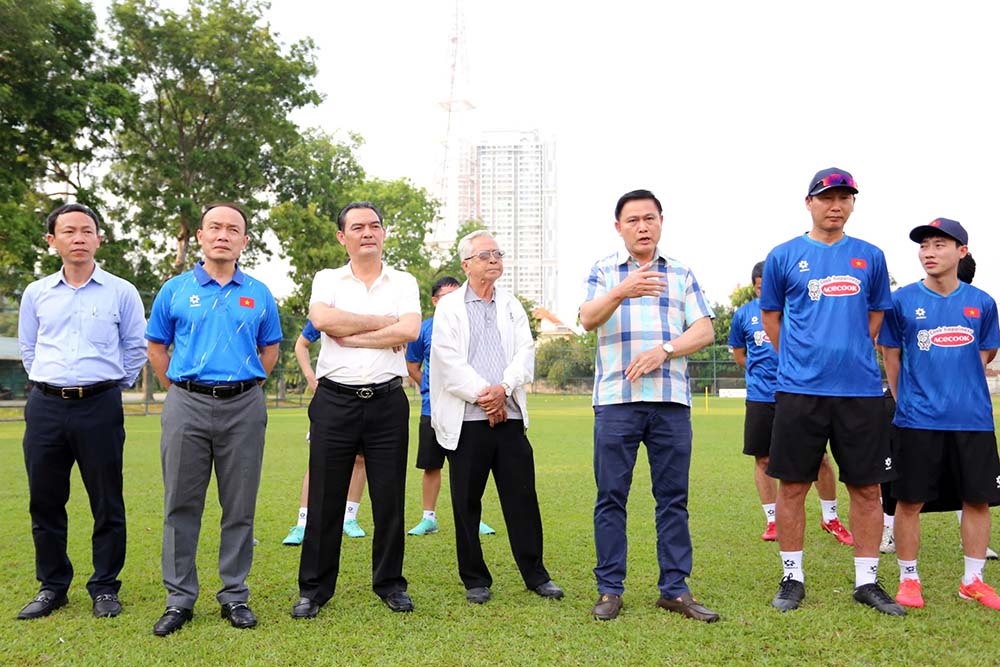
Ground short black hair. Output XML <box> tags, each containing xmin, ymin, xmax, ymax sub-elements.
<box><xmin>432</xmin><ymin>276</ymin><xmax>460</xmax><ymax>298</ymax></box>
<box><xmin>201</xmin><ymin>202</ymin><xmax>249</xmax><ymax>232</ymax></box>
<box><xmin>46</xmin><ymin>203</ymin><xmax>100</xmax><ymax>235</ymax></box>
<box><xmin>958</xmin><ymin>252</ymin><xmax>976</xmax><ymax>284</ymax></box>
<box><xmin>337</xmin><ymin>201</ymin><xmax>383</xmax><ymax>231</ymax></box>
<box><xmin>614</xmin><ymin>189</ymin><xmax>662</xmax><ymax>220</ymax></box>
<box><xmin>751</xmin><ymin>261</ymin><xmax>765</xmax><ymax>283</ymax></box>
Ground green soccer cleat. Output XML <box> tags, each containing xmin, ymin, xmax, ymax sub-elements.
<box><xmin>343</xmin><ymin>518</ymin><xmax>366</xmax><ymax>538</ymax></box>
<box><xmin>479</xmin><ymin>521</ymin><xmax>496</xmax><ymax>535</ymax></box>
<box><xmin>407</xmin><ymin>518</ymin><xmax>439</xmax><ymax>536</ymax></box>
<box><xmin>282</xmin><ymin>525</ymin><xmax>305</xmax><ymax>546</ymax></box>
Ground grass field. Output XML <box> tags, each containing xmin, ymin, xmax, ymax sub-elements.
<box><xmin>1</xmin><ymin>394</ymin><xmax>999</xmax><ymax>666</ymax></box>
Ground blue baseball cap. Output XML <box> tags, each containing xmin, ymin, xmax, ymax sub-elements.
<box><xmin>807</xmin><ymin>168</ymin><xmax>859</xmax><ymax>196</ymax></box>
<box><xmin>909</xmin><ymin>218</ymin><xmax>968</xmax><ymax>245</ymax></box>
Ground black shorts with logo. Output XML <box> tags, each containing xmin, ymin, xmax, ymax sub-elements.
<box><xmin>767</xmin><ymin>392</ymin><xmax>895</xmax><ymax>486</ymax></box>
<box><xmin>743</xmin><ymin>400</ymin><xmax>775</xmax><ymax>457</ymax></box>
<box><xmin>415</xmin><ymin>414</ymin><xmax>448</xmax><ymax>470</ymax></box>
<box><xmin>891</xmin><ymin>428</ymin><xmax>1000</xmax><ymax>505</ymax></box>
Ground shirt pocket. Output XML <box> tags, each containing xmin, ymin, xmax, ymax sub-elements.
<box><xmin>82</xmin><ymin>308</ymin><xmax>121</xmax><ymax>350</ymax></box>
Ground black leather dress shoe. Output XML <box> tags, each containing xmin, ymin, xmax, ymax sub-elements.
<box><xmin>221</xmin><ymin>601</ymin><xmax>257</xmax><ymax>629</ymax></box>
<box><xmin>291</xmin><ymin>597</ymin><xmax>321</xmax><ymax>619</ymax></box>
<box><xmin>532</xmin><ymin>580</ymin><xmax>565</xmax><ymax>600</ymax></box>
<box><xmin>382</xmin><ymin>590</ymin><xmax>414</xmax><ymax>612</ymax></box>
<box><xmin>153</xmin><ymin>606</ymin><xmax>193</xmax><ymax>636</ymax></box>
<box><xmin>17</xmin><ymin>590</ymin><xmax>68</xmax><ymax>620</ymax></box>
<box><xmin>466</xmin><ymin>587</ymin><xmax>491</xmax><ymax>604</ymax></box>
<box><xmin>93</xmin><ymin>593</ymin><xmax>122</xmax><ymax>618</ymax></box>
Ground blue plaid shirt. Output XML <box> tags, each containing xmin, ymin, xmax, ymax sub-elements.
<box><xmin>585</xmin><ymin>248</ymin><xmax>713</xmax><ymax>407</ymax></box>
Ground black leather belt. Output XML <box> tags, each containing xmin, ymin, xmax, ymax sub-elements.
<box><xmin>34</xmin><ymin>380</ymin><xmax>119</xmax><ymax>400</ymax></box>
<box><xmin>319</xmin><ymin>377</ymin><xmax>402</xmax><ymax>400</ymax></box>
<box><xmin>176</xmin><ymin>379</ymin><xmax>260</xmax><ymax>399</ymax></box>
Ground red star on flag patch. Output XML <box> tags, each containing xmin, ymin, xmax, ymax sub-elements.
<box><xmin>965</xmin><ymin>306</ymin><xmax>980</xmax><ymax>318</ymax></box>
<box><xmin>851</xmin><ymin>258</ymin><xmax>867</xmax><ymax>269</ymax></box>
<box><xmin>239</xmin><ymin>297</ymin><xmax>255</xmax><ymax>308</ymax></box>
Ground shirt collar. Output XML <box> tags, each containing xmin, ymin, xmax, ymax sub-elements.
<box><xmin>465</xmin><ymin>285</ymin><xmax>495</xmax><ymax>303</ymax></box>
<box><xmin>341</xmin><ymin>261</ymin><xmax>389</xmax><ymax>286</ymax></box>
<box><xmin>616</xmin><ymin>246</ymin><xmax>666</xmax><ymax>267</ymax></box>
<box><xmin>47</xmin><ymin>262</ymin><xmax>107</xmax><ymax>289</ymax></box>
<box><xmin>194</xmin><ymin>261</ymin><xmax>245</xmax><ymax>286</ymax></box>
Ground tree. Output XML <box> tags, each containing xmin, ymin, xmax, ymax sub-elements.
<box><xmin>1</xmin><ymin>0</ymin><xmax>133</xmax><ymax>297</ymax></box>
<box><xmin>106</xmin><ymin>0</ymin><xmax>321</xmax><ymax>280</ymax></box>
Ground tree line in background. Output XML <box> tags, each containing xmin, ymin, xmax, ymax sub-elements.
<box><xmin>0</xmin><ymin>0</ymin><xmax>475</xmax><ymax>343</ymax></box>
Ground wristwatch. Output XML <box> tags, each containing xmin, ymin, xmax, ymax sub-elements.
<box><xmin>501</xmin><ymin>382</ymin><xmax>513</xmax><ymax>397</ymax></box>
<box><xmin>661</xmin><ymin>342</ymin><xmax>675</xmax><ymax>360</ymax></box>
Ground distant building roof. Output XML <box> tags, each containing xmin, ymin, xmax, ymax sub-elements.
<box><xmin>532</xmin><ymin>308</ymin><xmax>576</xmax><ymax>337</ymax></box>
<box><xmin>0</xmin><ymin>337</ymin><xmax>20</xmax><ymax>361</ymax></box>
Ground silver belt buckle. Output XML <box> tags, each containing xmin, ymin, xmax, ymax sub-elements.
<box><xmin>61</xmin><ymin>386</ymin><xmax>83</xmax><ymax>399</ymax></box>
<box><xmin>356</xmin><ymin>386</ymin><xmax>374</xmax><ymax>399</ymax></box>
<box><xmin>212</xmin><ymin>385</ymin><xmax>226</xmax><ymax>399</ymax></box>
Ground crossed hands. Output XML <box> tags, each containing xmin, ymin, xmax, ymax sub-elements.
<box><xmin>477</xmin><ymin>384</ymin><xmax>508</xmax><ymax>428</ymax></box>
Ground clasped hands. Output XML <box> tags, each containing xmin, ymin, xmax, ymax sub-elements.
<box><xmin>477</xmin><ymin>384</ymin><xmax>508</xmax><ymax>427</ymax></box>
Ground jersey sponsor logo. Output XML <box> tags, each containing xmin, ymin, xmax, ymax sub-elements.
<box><xmin>965</xmin><ymin>306</ymin><xmax>981</xmax><ymax>318</ymax></box>
<box><xmin>753</xmin><ymin>330</ymin><xmax>772</xmax><ymax>346</ymax></box>
<box><xmin>916</xmin><ymin>325</ymin><xmax>975</xmax><ymax>351</ymax></box>
<box><xmin>239</xmin><ymin>296</ymin><xmax>255</xmax><ymax>308</ymax></box>
<box><xmin>798</xmin><ymin>260</ymin><xmax>809</xmax><ymax>272</ymax></box>
<box><xmin>751</xmin><ymin>315</ymin><xmax>759</xmax><ymax>324</ymax></box>
<box><xmin>189</xmin><ymin>295</ymin><xmax>201</xmax><ymax>308</ymax></box>
<box><xmin>807</xmin><ymin>275</ymin><xmax>862</xmax><ymax>301</ymax></box>
<box><xmin>851</xmin><ymin>257</ymin><xmax>867</xmax><ymax>269</ymax></box>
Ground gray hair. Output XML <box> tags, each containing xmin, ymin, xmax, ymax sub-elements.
<box><xmin>457</xmin><ymin>229</ymin><xmax>496</xmax><ymax>261</ymax></box>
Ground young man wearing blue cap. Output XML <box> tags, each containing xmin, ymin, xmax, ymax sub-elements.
<box><xmin>761</xmin><ymin>168</ymin><xmax>903</xmax><ymax>615</ymax></box>
<box><xmin>879</xmin><ymin>219</ymin><xmax>1000</xmax><ymax>611</ymax></box>
<box><xmin>729</xmin><ymin>261</ymin><xmax>852</xmax><ymax>545</ymax></box>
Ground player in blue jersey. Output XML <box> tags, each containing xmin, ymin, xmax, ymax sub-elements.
<box><xmin>879</xmin><ymin>219</ymin><xmax>1000</xmax><ymax>611</ymax></box>
<box><xmin>729</xmin><ymin>261</ymin><xmax>851</xmax><ymax>545</ymax></box>
<box><xmin>760</xmin><ymin>168</ymin><xmax>903</xmax><ymax>615</ymax></box>
<box><xmin>281</xmin><ymin>320</ymin><xmax>369</xmax><ymax>545</ymax></box>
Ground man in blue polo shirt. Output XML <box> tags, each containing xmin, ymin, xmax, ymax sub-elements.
<box><xmin>17</xmin><ymin>203</ymin><xmax>146</xmax><ymax>620</ymax></box>
<box><xmin>761</xmin><ymin>168</ymin><xmax>902</xmax><ymax>615</ymax></box>
<box><xmin>880</xmin><ymin>218</ymin><xmax>1000</xmax><ymax>611</ymax></box>
<box><xmin>580</xmin><ymin>189</ymin><xmax>718</xmax><ymax>623</ymax></box>
<box><xmin>145</xmin><ymin>202</ymin><xmax>282</xmax><ymax>636</ymax></box>
<box><xmin>729</xmin><ymin>261</ymin><xmax>852</xmax><ymax>545</ymax></box>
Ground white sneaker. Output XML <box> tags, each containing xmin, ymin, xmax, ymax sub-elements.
<box><xmin>880</xmin><ymin>524</ymin><xmax>896</xmax><ymax>554</ymax></box>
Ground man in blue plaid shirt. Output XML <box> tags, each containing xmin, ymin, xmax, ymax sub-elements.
<box><xmin>580</xmin><ymin>189</ymin><xmax>717</xmax><ymax>623</ymax></box>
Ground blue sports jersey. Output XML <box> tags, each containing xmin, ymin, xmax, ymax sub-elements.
<box><xmin>760</xmin><ymin>234</ymin><xmax>891</xmax><ymax>397</ymax></box>
<box><xmin>301</xmin><ymin>319</ymin><xmax>320</xmax><ymax>343</ymax></box>
<box><xmin>728</xmin><ymin>298</ymin><xmax>777</xmax><ymax>402</ymax></box>
<box><xmin>879</xmin><ymin>281</ymin><xmax>1000</xmax><ymax>431</ymax></box>
<box><xmin>405</xmin><ymin>317</ymin><xmax>433</xmax><ymax>416</ymax></box>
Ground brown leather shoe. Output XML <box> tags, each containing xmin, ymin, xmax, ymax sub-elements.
<box><xmin>592</xmin><ymin>593</ymin><xmax>623</xmax><ymax>620</ymax></box>
<box><xmin>656</xmin><ymin>591</ymin><xmax>720</xmax><ymax>623</ymax></box>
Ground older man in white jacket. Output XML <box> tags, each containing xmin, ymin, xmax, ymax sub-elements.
<box><xmin>430</xmin><ymin>230</ymin><xmax>562</xmax><ymax>605</ymax></box>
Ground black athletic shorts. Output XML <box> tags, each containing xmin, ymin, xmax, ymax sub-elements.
<box><xmin>767</xmin><ymin>392</ymin><xmax>895</xmax><ymax>486</ymax></box>
<box><xmin>743</xmin><ymin>400</ymin><xmax>775</xmax><ymax>457</ymax></box>
<box><xmin>891</xmin><ymin>428</ymin><xmax>1000</xmax><ymax>505</ymax></box>
<box><xmin>415</xmin><ymin>414</ymin><xmax>447</xmax><ymax>470</ymax></box>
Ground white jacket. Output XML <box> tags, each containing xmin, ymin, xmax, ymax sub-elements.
<box><xmin>429</xmin><ymin>282</ymin><xmax>534</xmax><ymax>450</ymax></box>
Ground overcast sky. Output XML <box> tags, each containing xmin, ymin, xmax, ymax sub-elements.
<box><xmin>107</xmin><ymin>1</ymin><xmax>1000</xmax><ymax>324</ymax></box>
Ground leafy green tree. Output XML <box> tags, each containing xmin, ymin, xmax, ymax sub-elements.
<box><xmin>106</xmin><ymin>0</ymin><xmax>321</xmax><ymax>279</ymax></box>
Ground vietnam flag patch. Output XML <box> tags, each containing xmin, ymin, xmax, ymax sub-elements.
<box><xmin>239</xmin><ymin>297</ymin><xmax>255</xmax><ymax>308</ymax></box>
<box><xmin>851</xmin><ymin>258</ymin><xmax>867</xmax><ymax>269</ymax></box>
<box><xmin>965</xmin><ymin>306</ymin><xmax>980</xmax><ymax>318</ymax></box>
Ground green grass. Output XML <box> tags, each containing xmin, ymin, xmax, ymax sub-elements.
<box><xmin>1</xmin><ymin>395</ymin><xmax>999</xmax><ymax>666</ymax></box>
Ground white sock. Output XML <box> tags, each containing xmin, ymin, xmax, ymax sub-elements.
<box><xmin>820</xmin><ymin>499</ymin><xmax>838</xmax><ymax>523</ymax></box>
<box><xmin>963</xmin><ymin>556</ymin><xmax>986</xmax><ymax>585</ymax></box>
<box><xmin>855</xmin><ymin>557</ymin><xmax>880</xmax><ymax>588</ymax></box>
<box><xmin>897</xmin><ymin>559</ymin><xmax>918</xmax><ymax>582</ymax></box>
<box><xmin>345</xmin><ymin>501</ymin><xmax>360</xmax><ymax>521</ymax></box>
<box><xmin>423</xmin><ymin>510</ymin><xmax>437</xmax><ymax>522</ymax></box>
<box><xmin>296</xmin><ymin>507</ymin><xmax>308</xmax><ymax>528</ymax></box>
<box><xmin>883</xmin><ymin>513</ymin><xmax>895</xmax><ymax>529</ymax></box>
<box><xmin>780</xmin><ymin>551</ymin><xmax>804</xmax><ymax>583</ymax></box>
<box><xmin>956</xmin><ymin>510</ymin><xmax>964</xmax><ymax>524</ymax></box>
<box><xmin>763</xmin><ymin>503</ymin><xmax>776</xmax><ymax>523</ymax></box>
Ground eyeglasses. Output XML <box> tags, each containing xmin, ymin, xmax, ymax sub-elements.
<box><xmin>811</xmin><ymin>173</ymin><xmax>857</xmax><ymax>192</ymax></box>
<box><xmin>464</xmin><ymin>249</ymin><xmax>505</xmax><ymax>261</ymax></box>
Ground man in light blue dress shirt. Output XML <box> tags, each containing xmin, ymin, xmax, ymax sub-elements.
<box><xmin>17</xmin><ymin>203</ymin><xmax>147</xmax><ymax>620</ymax></box>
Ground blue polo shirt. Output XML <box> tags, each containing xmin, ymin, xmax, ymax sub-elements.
<box><xmin>146</xmin><ymin>262</ymin><xmax>283</xmax><ymax>383</ymax></box>
<box><xmin>405</xmin><ymin>317</ymin><xmax>433</xmax><ymax>416</ymax></box>
<box><xmin>728</xmin><ymin>298</ymin><xmax>778</xmax><ymax>402</ymax></box>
